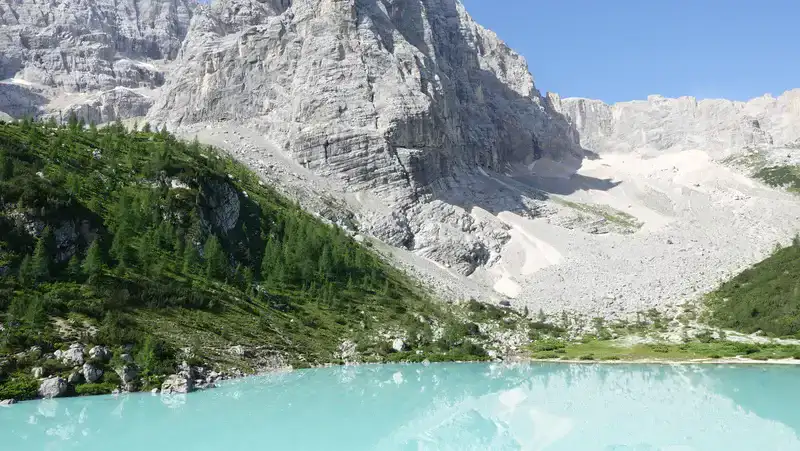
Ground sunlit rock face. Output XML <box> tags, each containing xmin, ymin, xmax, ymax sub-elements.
<box><xmin>3</xmin><ymin>364</ymin><xmax>800</xmax><ymax>450</ymax></box>
<box><xmin>0</xmin><ymin>0</ymin><xmax>194</xmax><ymax>91</ymax></box>
<box><xmin>556</xmin><ymin>90</ymin><xmax>800</xmax><ymax>156</ymax></box>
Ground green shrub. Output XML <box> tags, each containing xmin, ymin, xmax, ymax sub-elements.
<box><xmin>0</xmin><ymin>375</ymin><xmax>39</xmax><ymax>400</ymax></box>
<box><xmin>647</xmin><ymin>344</ymin><xmax>670</xmax><ymax>353</ymax></box>
<box><xmin>531</xmin><ymin>339</ymin><xmax>566</xmax><ymax>352</ymax></box>
<box><xmin>578</xmin><ymin>354</ymin><xmax>595</xmax><ymax>361</ymax></box>
<box><xmin>75</xmin><ymin>382</ymin><xmax>118</xmax><ymax>396</ymax></box>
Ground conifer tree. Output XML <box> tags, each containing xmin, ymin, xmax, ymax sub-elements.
<box><xmin>204</xmin><ymin>236</ymin><xmax>227</xmax><ymax>281</ymax></box>
<box><xmin>31</xmin><ymin>228</ymin><xmax>52</xmax><ymax>282</ymax></box>
<box><xmin>0</xmin><ymin>149</ymin><xmax>11</xmax><ymax>181</ymax></box>
<box><xmin>17</xmin><ymin>254</ymin><xmax>33</xmax><ymax>286</ymax></box>
<box><xmin>183</xmin><ymin>238</ymin><xmax>200</xmax><ymax>274</ymax></box>
<box><xmin>67</xmin><ymin>254</ymin><xmax>82</xmax><ymax>279</ymax></box>
<box><xmin>82</xmin><ymin>239</ymin><xmax>103</xmax><ymax>280</ymax></box>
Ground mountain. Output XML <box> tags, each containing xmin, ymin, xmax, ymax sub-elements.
<box><xmin>556</xmin><ymin>91</ymin><xmax>800</xmax><ymax>157</ymax></box>
<box><xmin>0</xmin><ymin>120</ymin><xmax>533</xmax><ymax>400</ymax></box>
<box><xmin>1</xmin><ymin>0</ymin><xmax>800</xmax><ymax>325</ymax></box>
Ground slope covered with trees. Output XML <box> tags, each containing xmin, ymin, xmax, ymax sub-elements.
<box><xmin>706</xmin><ymin>237</ymin><xmax>800</xmax><ymax>337</ymax></box>
<box><xmin>0</xmin><ymin>119</ymin><xmax>525</xmax><ymax>399</ymax></box>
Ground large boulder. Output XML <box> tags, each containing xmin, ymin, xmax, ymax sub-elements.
<box><xmin>89</xmin><ymin>345</ymin><xmax>112</xmax><ymax>362</ymax></box>
<box><xmin>38</xmin><ymin>377</ymin><xmax>68</xmax><ymax>399</ymax></box>
<box><xmin>83</xmin><ymin>363</ymin><xmax>104</xmax><ymax>383</ymax></box>
<box><xmin>0</xmin><ymin>399</ymin><xmax>16</xmax><ymax>406</ymax></box>
<box><xmin>116</xmin><ymin>364</ymin><xmax>139</xmax><ymax>384</ymax></box>
<box><xmin>67</xmin><ymin>371</ymin><xmax>84</xmax><ymax>385</ymax></box>
<box><xmin>60</xmin><ymin>344</ymin><xmax>85</xmax><ymax>366</ymax></box>
<box><xmin>161</xmin><ymin>373</ymin><xmax>193</xmax><ymax>394</ymax></box>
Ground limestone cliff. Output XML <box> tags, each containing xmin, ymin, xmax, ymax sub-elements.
<box><xmin>149</xmin><ymin>0</ymin><xmax>583</xmax><ymax>196</ymax></box>
<box><xmin>0</xmin><ymin>0</ymin><xmax>194</xmax><ymax>91</ymax></box>
<box><xmin>556</xmin><ymin>90</ymin><xmax>800</xmax><ymax>156</ymax></box>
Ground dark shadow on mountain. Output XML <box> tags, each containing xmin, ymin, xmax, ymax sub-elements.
<box><xmin>0</xmin><ymin>82</ymin><xmax>49</xmax><ymax>119</ymax></box>
<box><xmin>512</xmin><ymin>173</ymin><xmax>622</xmax><ymax>196</ymax></box>
<box><xmin>363</xmin><ymin>0</ymin><xmax>617</xmax><ymax>219</ymax></box>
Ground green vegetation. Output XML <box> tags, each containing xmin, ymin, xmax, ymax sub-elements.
<box><xmin>706</xmin><ymin>238</ymin><xmax>800</xmax><ymax>337</ymax></box>
<box><xmin>528</xmin><ymin>338</ymin><xmax>800</xmax><ymax>362</ymax></box>
<box><xmin>557</xmin><ymin>199</ymin><xmax>642</xmax><ymax>231</ymax></box>
<box><xmin>754</xmin><ymin>165</ymin><xmax>800</xmax><ymax>192</ymax></box>
<box><xmin>74</xmin><ymin>382</ymin><xmax>119</xmax><ymax>396</ymax></box>
<box><xmin>0</xmin><ymin>374</ymin><xmax>39</xmax><ymax>400</ymax></box>
<box><xmin>0</xmin><ymin>118</ymin><xmax>498</xmax><ymax>397</ymax></box>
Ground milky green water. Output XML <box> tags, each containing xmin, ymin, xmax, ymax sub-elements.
<box><xmin>2</xmin><ymin>363</ymin><xmax>800</xmax><ymax>450</ymax></box>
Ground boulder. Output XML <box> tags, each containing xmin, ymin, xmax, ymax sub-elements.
<box><xmin>161</xmin><ymin>374</ymin><xmax>193</xmax><ymax>394</ymax></box>
<box><xmin>89</xmin><ymin>346</ymin><xmax>111</xmax><ymax>362</ymax></box>
<box><xmin>116</xmin><ymin>364</ymin><xmax>139</xmax><ymax>384</ymax></box>
<box><xmin>67</xmin><ymin>371</ymin><xmax>84</xmax><ymax>384</ymax></box>
<box><xmin>83</xmin><ymin>363</ymin><xmax>104</xmax><ymax>383</ymax></box>
<box><xmin>31</xmin><ymin>367</ymin><xmax>44</xmax><ymax>378</ymax></box>
<box><xmin>38</xmin><ymin>377</ymin><xmax>68</xmax><ymax>399</ymax></box>
<box><xmin>60</xmin><ymin>344</ymin><xmax>85</xmax><ymax>366</ymax></box>
<box><xmin>119</xmin><ymin>353</ymin><xmax>134</xmax><ymax>364</ymax></box>
<box><xmin>0</xmin><ymin>399</ymin><xmax>16</xmax><ymax>406</ymax></box>
<box><xmin>391</xmin><ymin>338</ymin><xmax>406</xmax><ymax>353</ymax></box>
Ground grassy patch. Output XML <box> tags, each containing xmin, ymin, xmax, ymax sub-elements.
<box><xmin>754</xmin><ymin>165</ymin><xmax>800</xmax><ymax>192</ymax></box>
<box><xmin>557</xmin><ymin>199</ymin><xmax>642</xmax><ymax>230</ymax></box>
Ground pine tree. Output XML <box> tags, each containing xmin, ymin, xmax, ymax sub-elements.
<box><xmin>142</xmin><ymin>122</ymin><xmax>152</xmax><ymax>133</ymax></box>
<box><xmin>204</xmin><ymin>236</ymin><xmax>227</xmax><ymax>281</ymax></box>
<box><xmin>67</xmin><ymin>254</ymin><xmax>82</xmax><ymax>279</ymax></box>
<box><xmin>183</xmin><ymin>238</ymin><xmax>200</xmax><ymax>274</ymax></box>
<box><xmin>0</xmin><ymin>149</ymin><xmax>11</xmax><ymax>181</ymax></box>
<box><xmin>17</xmin><ymin>254</ymin><xmax>33</xmax><ymax>286</ymax></box>
<box><xmin>244</xmin><ymin>267</ymin><xmax>254</xmax><ymax>292</ymax></box>
<box><xmin>31</xmin><ymin>229</ymin><xmax>51</xmax><ymax>282</ymax></box>
<box><xmin>82</xmin><ymin>239</ymin><xmax>103</xmax><ymax>280</ymax></box>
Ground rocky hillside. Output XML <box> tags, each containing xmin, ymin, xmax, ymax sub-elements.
<box><xmin>0</xmin><ymin>119</ymin><xmax>535</xmax><ymax>402</ymax></box>
<box><xmin>1</xmin><ymin>0</ymin><xmax>799</xmax><ymax>324</ymax></box>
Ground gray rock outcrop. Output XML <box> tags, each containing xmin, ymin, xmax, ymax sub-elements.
<box><xmin>0</xmin><ymin>399</ymin><xmax>16</xmax><ymax>406</ymax></box>
<box><xmin>0</xmin><ymin>0</ymin><xmax>194</xmax><ymax>91</ymax></box>
<box><xmin>89</xmin><ymin>346</ymin><xmax>111</xmax><ymax>362</ymax></box>
<box><xmin>38</xmin><ymin>377</ymin><xmax>68</xmax><ymax>399</ymax></box>
<box><xmin>83</xmin><ymin>363</ymin><xmax>104</xmax><ymax>383</ymax></box>
<box><xmin>161</xmin><ymin>373</ymin><xmax>193</xmax><ymax>394</ymax></box>
<box><xmin>54</xmin><ymin>87</ymin><xmax>154</xmax><ymax>125</ymax></box>
<box><xmin>60</xmin><ymin>344</ymin><xmax>85</xmax><ymax>366</ymax></box>
<box><xmin>556</xmin><ymin>90</ymin><xmax>800</xmax><ymax>156</ymax></box>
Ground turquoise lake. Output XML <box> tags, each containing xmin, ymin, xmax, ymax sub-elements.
<box><xmin>2</xmin><ymin>363</ymin><xmax>800</xmax><ymax>450</ymax></box>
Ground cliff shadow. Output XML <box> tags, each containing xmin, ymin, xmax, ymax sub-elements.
<box><xmin>372</xmin><ymin>0</ymin><xmax>619</xmax><ymax>219</ymax></box>
<box><xmin>0</xmin><ymin>82</ymin><xmax>49</xmax><ymax>119</ymax></box>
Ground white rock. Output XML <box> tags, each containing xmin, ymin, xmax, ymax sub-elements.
<box><xmin>31</xmin><ymin>367</ymin><xmax>44</xmax><ymax>378</ymax></box>
<box><xmin>391</xmin><ymin>338</ymin><xmax>406</xmax><ymax>353</ymax></box>
<box><xmin>38</xmin><ymin>377</ymin><xmax>68</xmax><ymax>399</ymax></box>
<box><xmin>161</xmin><ymin>374</ymin><xmax>193</xmax><ymax>394</ymax></box>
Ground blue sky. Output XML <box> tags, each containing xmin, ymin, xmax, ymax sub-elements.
<box><xmin>461</xmin><ymin>0</ymin><xmax>799</xmax><ymax>103</ymax></box>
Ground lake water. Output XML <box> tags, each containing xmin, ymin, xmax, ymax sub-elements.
<box><xmin>2</xmin><ymin>363</ymin><xmax>800</xmax><ymax>450</ymax></box>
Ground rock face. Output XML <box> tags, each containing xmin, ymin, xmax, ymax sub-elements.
<box><xmin>54</xmin><ymin>87</ymin><xmax>155</xmax><ymax>125</ymax></box>
<box><xmin>38</xmin><ymin>377</ymin><xmax>68</xmax><ymax>399</ymax></box>
<box><xmin>161</xmin><ymin>373</ymin><xmax>193</xmax><ymax>394</ymax></box>
<box><xmin>151</xmin><ymin>0</ymin><xmax>582</xmax><ymax>189</ymax></box>
<box><xmin>555</xmin><ymin>90</ymin><xmax>800</xmax><ymax>156</ymax></box>
<box><xmin>0</xmin><ymin>0</ymin><xmax>194</xmax><ymax>90</ymax></box>
<box><xmin>145</xmin><ymin>0</ymin><xmax>584</xmax><ymax>276</ymax></box>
